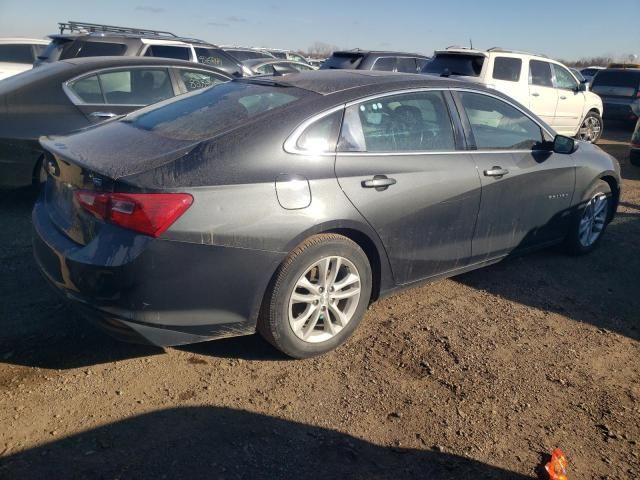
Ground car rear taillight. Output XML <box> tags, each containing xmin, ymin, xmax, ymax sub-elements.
<box><xmin>75</xmin><ymin>191</ymin><xmax>193</xmax><ymax>237</ymax></box>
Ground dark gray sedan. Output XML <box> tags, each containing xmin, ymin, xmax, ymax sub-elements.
<box><xmin>0</xmin><ymin>56</ymin><xmax>231</xmax><ymax>188</ymax></box>
<box><xmin>33</xmin><ymin>71</ymin><xmax>621</xmax><ymax>358</ymax></box>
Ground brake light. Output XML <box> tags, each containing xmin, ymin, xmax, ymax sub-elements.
<box><xmin>75</xmin><ymin>191</ymin><xmax>193</xmax><ymax>237</ymax></box>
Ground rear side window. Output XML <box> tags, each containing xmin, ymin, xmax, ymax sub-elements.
<box><xmin>422</xmin><ymin>54</ymin><xmax>485</xmax><ymax>77</ymax></box>
<box><xmin>529</xmin><ymin>60</ymin><xmax>553</xmax><ymax>87</ymax></box>
<box><xmin>0</xmin><ymin>44</ymin><xmax>35</xmax><ymax>64</ymax></box>
<box><xmin>320</xmin><ymin>53</ymin><xmax>364</xmax><ymax>70</ymax></box>
<box><xmin>492</xmin><ymin>57</ymin><xmax>521</xmax><ymax>82</ymax></box>
<box><xmin>372</xmin><ymin>57</ymin><xmax>396</xmax><ymax>72</ymax></box>
<box><xmin>68</xmin><ymin>68</ymin><xmax>174</xmax><ymax>105</ymax></box>
<box><xmin>396</xmin><ymin>57</ymin><xmax>418</xmax><ymax>73</ymax></box>
<box><xmin>179</xmin><ymin>69</ymin><xmax>227</xmax><ymax>92</ymax></box>
<box><xmin>60</xmin><ymin>41</ymin><xmax>127</xmax><ymax>59</ymax></box>
<box><xmin>459</xmin><ymin>92</ymin><xmax>543</xmax><ymax>150</ymax></box>
<box><xmin>339</xmin><ymin>91</ymin><xmax>455</xmax><ymax>152</ymax></box>
<box><xmin>125</xmin><ymin>82</ymin><xmax>303</xmax><ymax>141</ymax></box>
<box><xmin>226</xmin><ymin>49</ymin><xmax>271</xmax><ymax>61</ymax></box>
<box><xmin>295</xmin><ymin>110</ymin><xmax>343</xmax><ymax>153</ymax></box>
<box><xmin>144</xmin><ymin>45</ymin><xmax>191</xmax><ymax>61</ymax></box>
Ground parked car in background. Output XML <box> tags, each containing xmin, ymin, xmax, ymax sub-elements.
<box><xmin>0</xmin><ymin>56</ymin><xmax>230</xmax><ymax>188</ymax></box>
<box><xmin>35</xmin><ymin>21</ymin><xmax>249</xmax><ymax>77</ymax></box>
<box><xmin>0</xmin><ymin>38</ymin><xmax>49</xmax><ymax>80</ymax></box>
<box><xmin>255</xmin><ymin>48</ymin><xmax>309</xmax><ymax>64</ymax></box>
<box><xmin>242</xmin><ymin>59</ymin><xmax>314</xmax><ymax>76</ymax></box>
<box><xmin>222</xmin><ymin>47</ymin><xmax>274</xmax><ymax>62</ymax></box>
<box><xmin>320</xmin><ymin>50</ymin><xmax>429</xmax><ymax>73</ymax></box>
<box><xmin>631</xmin><ymin>100</ymin><xmax>640</xmax><ymax>166</ymax></box>
<box><xmin>590</xmin><ymin>68</ymin><xmax>640</xmax><ymax>124</ymax></box>
<box><xmin>423</xmin><ymin>47</ymin><xmax>604</xmax><ymax>143</ymax></box>
<box><xmin>307</xmin><ymin>58</ymin><xmax>325</xmax><ymax>68</ymax></box>
<box><xmin>580</xmin><ymin>66</ymin><xmax>605</xmax><ymax>84</ymax></box>
<box><xmin>32</xmin><ymin>71</ymin><xmax>620</xmax><ymax>358</ymax></box>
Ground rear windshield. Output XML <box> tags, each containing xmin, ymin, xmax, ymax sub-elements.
<box><xmin>591</xmin><ymin>70</ymin><xmax>640</xmax><ymax>97</ymax></box>
<box><xmin>124</xmin><ymin>81</ymin><xmax>305</xmax><ymax>141</ymax></box>
<box><xmin>422</xmin><ymin>54</ymin><xmax>485</xmax><ymax>77</ymax></box>
<box><xmin>320</xmin><ymin>53</ymin><xmax>364</xmax><ymax>70</ymax></box>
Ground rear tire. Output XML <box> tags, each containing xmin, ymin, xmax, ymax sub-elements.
<box><xmin>563</xmin><ymin>179</ymin><xmax>612</xmax><ymax>255</ymax></box>
<box><xmin>258</xmin><ymin>234</ymin><xmax>372</xmax><ymax>359</ymax></box>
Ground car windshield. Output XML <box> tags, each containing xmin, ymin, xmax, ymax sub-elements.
<box><xmin>422</xmin><ymin>54</ymin><xmax>485</xmax><ymax>77</ymax></box>
<box><xmin>591</xmin><ymin>71</ymin><xmax>640</xmax><ymax>97</ymax></box>
<box><xmin>320</xmin><ymin>53</ymin><xmax>364</xmax><ymax>69</ymax></box>
<box><xmin>123</xmin><ymin>80</ymin><xmax>306</xmax><ymax>141</ymax></box>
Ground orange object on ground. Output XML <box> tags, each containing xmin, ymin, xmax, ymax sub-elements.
<box><xmin>545</xmin><ymin>448</ymin><xmax>568</xmax><ymax>480</ymax></box>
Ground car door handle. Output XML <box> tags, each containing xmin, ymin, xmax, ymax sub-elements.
<box><xmin>560</xmin><ymin>95</ymin><xmax>567</xmax><ymax>100</ymax></box>
<box><xmin>89</xmin><ymin>111</ymin><xmax>117</xmax><ymax>119</ymax></box>
<box><xmin>531</xmin><ymin>92</ymin><xmax>540</xmax><ymax>97</ymax></box>
<box><xmin>484</xmin><ymin>166</ymin><xmax>509</xmax><ymax>177</ymax></box>
<box><xmin>361</xmin><ymin>175</ymin><xmax>397</xmax><ymax>190</ymax></box>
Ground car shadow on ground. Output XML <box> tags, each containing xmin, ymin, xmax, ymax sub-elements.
<box><xmin>0</xmin><ymin>406</ymin><xmax>536</xmax><ymax>480</ymax></box>
<box><xmin>454</xmin><ymin>209</ymin><xmax>640</xmax><ymax>341</ymax></box>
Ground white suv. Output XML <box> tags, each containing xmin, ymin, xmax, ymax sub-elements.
<box><xmin>424</xmin><ymin>47</ymin><xmax>604</xmax><ymax>143</ymax></box>
<box><xmin>0</xmin><ymin>38</ymin><xmax>49</xmax><ymax>80</ymax></box>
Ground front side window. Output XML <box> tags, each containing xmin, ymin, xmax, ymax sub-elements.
<box><xmin>372</xmin><ymin>57</ymin><xmax>396</xmax><ymax>72</ymax></box>
<box><xmin>0</xmin><ymin>44</ymin><xmax>35</xmax><ymax>64</ymax></box>
<box><xmin>179</xmin><ymin>69</ymin><xmax>227</xmax><ymax>92</ymax></box>
<box><xmin>553</xmin><ymin>64</ymin><xmax>578</xmax><ymax>90</ymax></box>
<box><xmin>294</xmin><ymin>110</ymin><xmax>343</xmax><ymax>153</ymax></box>
<box><xmin>144</xmin><ymin>45</ymin><xmax>191</xmax><ymax>61</ymax></box>
<box><xmin>459</xmin><ymin>92</ymin><xmax>543</xmax><ymax>150</ymax></box>
<box><xmin>338</xmin><ymin>91</ymin><xmax>455</xmax><ymax>152</ymax></box>
<box><xmin>529</xmin><ymin>60</ymin><xmax>553</xmax><ymax>87</ymax></box>
<box><xmin>194</xmin><ymin>48</ymin><xmax>239</xmax><ymax>72</ymax></box>
<box><xmin>492</xmin><ymin>57</ymin><xmax>522</xmax><ymax>82</ymax></box>
<box><xmin>396</xmin><ymin>57</ymin><xmax>417</xmax><ymax>73</ymax></box>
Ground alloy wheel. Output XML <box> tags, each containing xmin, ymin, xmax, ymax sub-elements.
<box><xmin>578</xmin><ymin>116</ymin><xmax>602</xmax><ymax>143</ymax></box>
<box><xmin>578</xmin><ymin>193</ymin><xmax>608</xmax><ymax>247</ymax></box>
<box><xmin>288</xmin><ymin>256</ymin><xmax>361</xmax><ymax>343</ymax></box>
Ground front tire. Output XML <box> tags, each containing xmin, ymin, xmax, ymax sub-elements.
<box><xmin>564</xmin><ymin>180</ymin><xmax>612</xmax><ymax>255</ymax></box>
<box><xmin>577</xmin><ymin>111</ymin><xmax>603</xmax><ymax>144</ymax></box>
<box><xmin>258</xmin><ymin>234</ymin><xmax>372</xmax><ymax>359</ymax></box>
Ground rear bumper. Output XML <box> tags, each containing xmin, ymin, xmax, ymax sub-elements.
<box><xmin>32</xmin><ymin>197</ymin><xmax>286</xmax><ymax>347</ymax></box>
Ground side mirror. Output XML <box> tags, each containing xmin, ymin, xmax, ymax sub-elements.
<box><xmin>553</xmin><ymin>135</ymin><xmax>576</xmax><ymax>154</ymax></box>
<box><xmin>576</xmin><ymin>82</ymin><xmax>587</xmax><ymax>92</ymax></box>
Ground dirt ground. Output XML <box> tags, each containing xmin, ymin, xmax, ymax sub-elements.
<box><xmin>1</xmin><ymin>125</ymin><xmax>639</xmax><ymax>480</ymax></box>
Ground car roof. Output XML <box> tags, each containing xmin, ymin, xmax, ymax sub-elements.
<box><xmin>332</xmin><ymin>49</ymin><xmax>428</xmax><ymax>58</ymax></box>
<box><xmin>245</xmin><ymin>69</ymin><xmax>473</xmax><ymax>96</ymax></box>
<box><xmin>58</xmin><ymin>56</ymin><xmax>232</xmax><ymax>74</ymax></box>
<box><xmin>0</xmin><ymin>37</ymin><xmax>49</xmax><ymax>44</ymax></box>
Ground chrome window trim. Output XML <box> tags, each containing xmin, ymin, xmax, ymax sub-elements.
<box><xmin>62</xmin><ymin>65</ymin><xmax>200</xmax><ymax>107</ymax></box>
<box><xmin>284</xmin><ymin>87</ymin><xmax>555</xmax><ymax>156</ymax></box>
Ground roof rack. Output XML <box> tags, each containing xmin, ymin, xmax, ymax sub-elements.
<box><xmin>58</xmin><ymin>20</ymin><xmax>178</xmax><ymax>38</ymax></box>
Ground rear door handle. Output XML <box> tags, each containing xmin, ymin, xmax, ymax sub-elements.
<box><xmin>89</xmin><ymin>111</ymin><xmax>117</xmax><ymax>119</ymax></box>
<box><xmin>531</xmin><ymin>92</ymin><xmax>540</xmax><ymax>97</ymax></box>
<box><xmin>484</xmin><ymin>166</ymin><xmax>509</xmax><ymax>177</ymax></box>
<box><xmin>362</xmin><ymin>175</ymin><xmax>397</xmax><ymax>191</ymax></box>
<box><xmin>560</xmin><ymin>95</ymin><xmax>567</xmax><ymax>100</ymax></box>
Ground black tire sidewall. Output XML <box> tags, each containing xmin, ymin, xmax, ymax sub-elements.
<box><xmin>269</xmin><ymin>237</ymin><xmax>372</xmax><ymax>358</ymax></box>
<box><xmin>580</xmin><ymin>111</ymin><xmax>603</xmax><ymax>144</ymax></box>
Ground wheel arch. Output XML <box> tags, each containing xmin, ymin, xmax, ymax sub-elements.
<box><xmin>599</xmin><ymin>174</ymin><xmax>620</xmax><ymax>220</ymax></box>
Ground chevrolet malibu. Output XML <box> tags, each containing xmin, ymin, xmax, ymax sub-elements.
<box><xmin>33</xmin><ymin>71</ymin><xmax>621</xmax><ymax>358</ymax></box>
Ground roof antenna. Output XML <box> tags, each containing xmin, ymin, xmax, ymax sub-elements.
<box><xmin>469</xmin><ymin>38</ymin><xmax>473</xmax><ymax>49</ymax></box>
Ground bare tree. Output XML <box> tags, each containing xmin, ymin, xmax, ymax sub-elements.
<box><xmin>305</xmin><ymin>41</ymin><xmax>339</xmax><ymax>59</ymax></box>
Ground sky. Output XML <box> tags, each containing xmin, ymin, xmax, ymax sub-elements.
<box><xmin>0</xmin><ymin>0</ymin><xmax>638</xmax><ymax>61</ymax></box>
